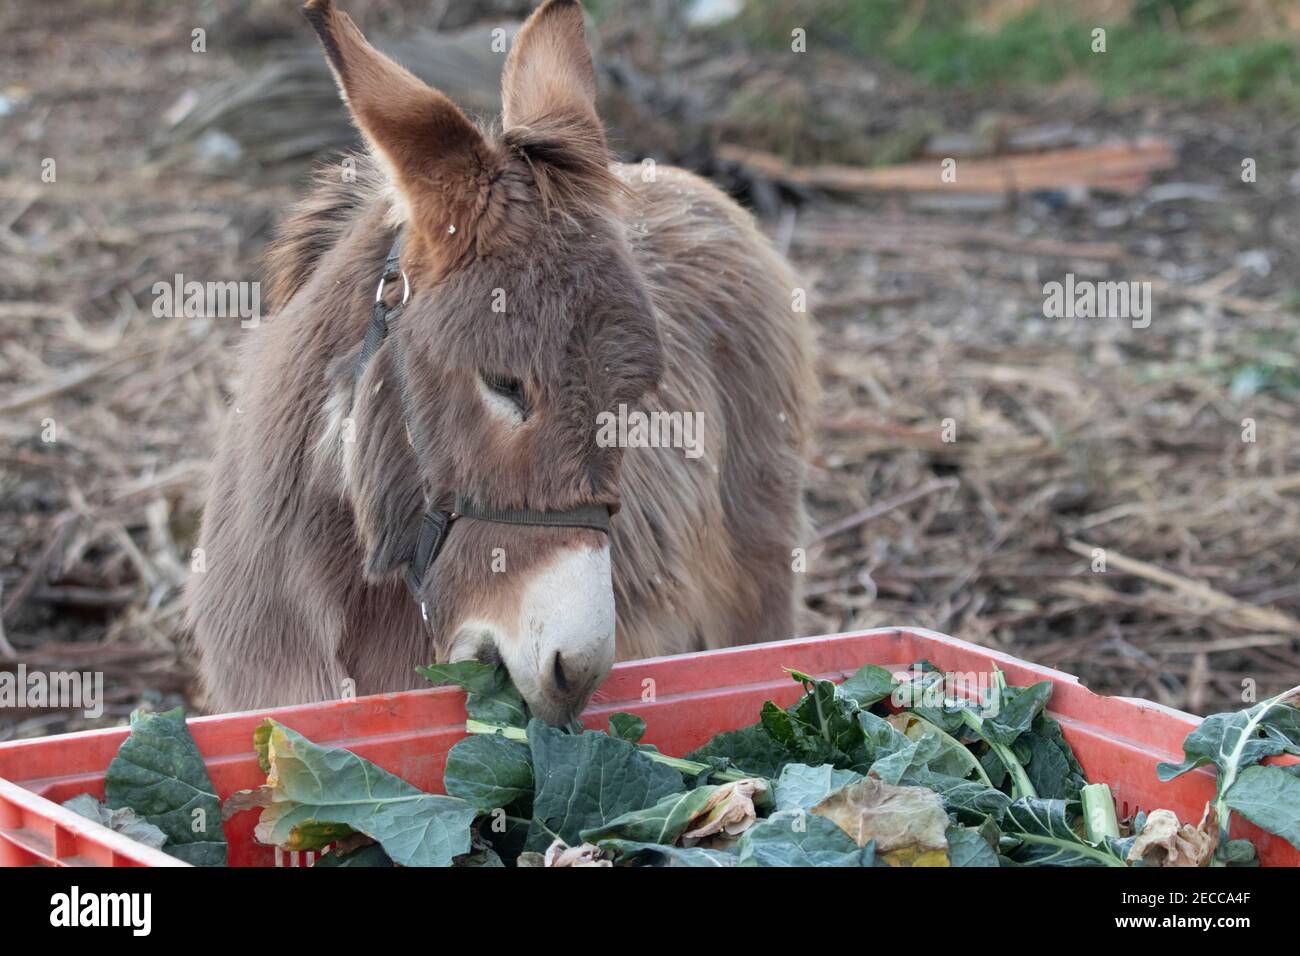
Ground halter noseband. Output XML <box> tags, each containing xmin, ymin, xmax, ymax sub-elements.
<box><xmin>353</xmin><ymin>231</ymin><xmax>612</xmax><ymax>625</ymax></box>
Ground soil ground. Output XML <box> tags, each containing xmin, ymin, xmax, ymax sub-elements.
<box><xmin>2</xmin><ymin>1</ymin><xmax>1298</xmax><ymax>737</ymax></box>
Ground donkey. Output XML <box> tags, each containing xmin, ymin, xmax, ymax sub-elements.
<box><xmin>188</xmin><ymin>0</ymin><xmax>816</xmax><ymax>724</ymax></box>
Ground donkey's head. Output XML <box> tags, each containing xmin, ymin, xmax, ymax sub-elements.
<box><xmin>305</xmin><ymin>0</ymin><xmax>662</xmax><ymax>723</ymax></box>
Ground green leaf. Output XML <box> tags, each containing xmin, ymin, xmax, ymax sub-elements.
<box><xmin>254</xmin><ymin>720</ymin><xmax>476</xmax><ymax>867</ymax></box>
<box><xmin>580</xmin><ymin>786</ymin><xmax>720</xmax><ymax>845</ymax></box>
<box><xmin>889</xmin><ymin>713</ymin><xmax>988</xmax><ymax>782</ymax></box>
<box><xmin>1260</xmin><ymin>704</ymin><xmax>1300</xmax><ymax>751</ymax></box>
<box><xmin>1218</xmin><ymin>839</ymin><xmax>1259</xmax><ymax>866</ymax></box>
<box><xmin>480</xmin><ymin>815</ymin><xmax>529</xmax><ymax>866</ymax></box>
<box><xmin>416</xmin><ymin>661</ymin><xmax>530</xmax><ymax>728</ymax></box>
<box><xmin>442</xmin><ymin>732</ymin><xmax>534</xmax><ymax>814</ymax></box>
<box><xmin>686</xmin><ymin>722</ymin><xmax>791</xmax><ymax>778</ymax></box>
<box><xmin>313</xmin><ymin>843</ymin><xmax>394</xmax><ymax>867</ymax></box>
<box><xmin>856</xmin><ymin>710</ymin><xmax>912</xmax><ymax>760</ymax></box>
<box><xmin>736</xmin><ymin>810</ymin><xmax>873</xmax><ymax>866</ymax></box>
<box><xmin>608</xmin><ymin>713</ymin><xmax>647</xmax><ymax>744</ymax></box>
<box><xmin>835</xmin><ymin>663</ymin><xmax>897</xmax><ymax>709</ymax></box>
<box><xmin>62</xmin><ymin>793</ymin><xmax>169</xmax><ymax>851</ymax></box>
<box><xmin>710</xmin><ymin>666</ymin><xmax>895</xmax><ymax>775</ymax></box>
<box><xmin>1158</xmin><ymin>688</ymin><xmax>1299</xmax><ymax>849</ymax></box>
<box><xmin>1002</xmin><ymin>798</ymin><xmax>1128</xmax><ymax>867</ymax></box>
<box><xmin>759</xmin><ymin>670</ymin><xmax>874</xmax><ymax>769</ymax></box>
<box><xmin>955</xmin><ymin>685</ymin><xmax>1042</xmax><ymax>800</ymax></box>
<box><xmin>902</xmin><ymin>768</ymin><xmax>1012</xmax><ymax>823</ymax></box>
<box><xmin>596</xmin><ymin>839</ymin><xmax>738</xmax><ymax>867</ymax></box>
<box><xmin>859</xmin><ymin>711</ymin><xmax>980</xmax><ymax>785</ymax></box>
<box><xmin>105</xmin><ymin>708</ymin><xmax>227</xmax><ymax>866</ymax></box>
<box><xmin>456</xmin><ymin>840</ymin><xmax>505</xmax><ymax>867</ymax></box>
<box><xmin>981</xmin><ymin>748</ymin><xmax>1008</xmax><ymax>789</ymax></box>
<box><xmin>760</xmin><ymin>701</ymin><xmax>799</xmax><ymax>745</ymax></box>
<box><xmin>946</xmin><ymin>824</ymin><xmax>1000</xmax><ymax>867</ymax></box>
<box><xmin>896</xmin><ymin>666</ymin><xmax>969</xmax><ymax>735</ymax></box>
<box><xmin>982</xmin><ymin>682</ymin><xmax>1053</xmax><ymax>746</ymax></box>
<box><xmin>1020</xmin><ymin>714</ymin><xmax>1088</xmax><ymax>800</ymax></box>
<box><xmin>525</xmin><ymin>718</ymin><xmax>684</xmax><ymax>851</ymax></box>
<box><xmin>773</xmin><ymin>763</ymin><xmax>862</xmax><ymax>813</ymax></box>
<box><xmin>789</xmin><ymin>673</ymin><xmax>867</xmax><ymax>759</ymax></box>
<box><xmin>1223</xmin><ymin>764</ymin><xmax>1300</xmax><ymax>848</ymax></box>
<box><xmin>869</xmin><ymin>732</ymin><xmax>955</xmax><ymax>785</ymax></box>
<box><xmin>1157</xmin><ymin>710</ymin><xmax>1285</xmax><ymax>781</ymax></box>
<box><xmin>911</xmin><ymin>702</ymin><xmax>969</xmax><ymax>737</ymax></box>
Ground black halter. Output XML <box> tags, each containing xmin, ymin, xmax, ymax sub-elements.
<box><xmin>354</xmin><ymin>231</ymin><xmax>612</xmax><ymax>623</ymax></box>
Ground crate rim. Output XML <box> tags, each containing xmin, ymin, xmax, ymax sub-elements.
<box><xmin>2</xmin><ymin>626</ymin><xmax>1176</xmax><ymax>751</ymax></box>
<box><xmin>0</xmin><ymin>778</ymin><xmax>186</xmax><ymax>867</ymax></box>
<box><xmin>0</xmin><ymin>627</ymin><xmax>1244</xmax><ymax>868</ymax></box>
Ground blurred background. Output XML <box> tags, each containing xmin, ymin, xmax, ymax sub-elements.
<box><xmin>2</xmin><ymin>0</ymin><xmax>1299</xmax><ymax>737</ymax></box>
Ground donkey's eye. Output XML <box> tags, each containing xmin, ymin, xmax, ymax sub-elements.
<box><xmin>480</xmin><ymin>373</ymin><xmax>529</xmax><ymax>417</ymax></box>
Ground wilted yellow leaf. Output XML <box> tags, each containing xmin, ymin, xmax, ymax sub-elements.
<box><xmin>811</xmin><ymin>775</ymin><xmax>949</xmax><ymax>853</ymax></box>
<box><xmin>882</xmin><ymin>845</ymin><xmax>951</xmax><ymax>867</ymax></box>
<box><xmin>1127</xmin><ymin>807</ymin><xmax>1217</xmax><ymax>867</ymax></box>
<box><xmin>682</xmin><ymin>778</ymin><xmax>767</xmax><ymax>845</ymax></box>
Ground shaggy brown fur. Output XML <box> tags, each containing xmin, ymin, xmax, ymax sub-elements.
<box><xmin>188</xmin><ymin>0</ymin><xmax>816</xmax><ymax>713</ymax></box>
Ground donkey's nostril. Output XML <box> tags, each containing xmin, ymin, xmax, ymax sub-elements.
<box><xmin>551</xmin><ymin>652</ymin><xmax>570</xmax><ymax>693</ymax></box>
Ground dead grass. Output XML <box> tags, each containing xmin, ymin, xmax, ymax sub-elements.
<box><xmin>1</xmin><ymin>1</ymin><xmax>1297</xmax><ymax>736</ymax></box>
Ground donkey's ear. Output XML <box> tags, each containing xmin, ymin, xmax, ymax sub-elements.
<box><xmin>502</xmin><ymin>0</ymin><xmax>602</xmax><ymax>141</ymax></box>
<box><xmin>304</xmin><ymin>0</ymin><xmax>490</xmax><ymax>239</ymax></box>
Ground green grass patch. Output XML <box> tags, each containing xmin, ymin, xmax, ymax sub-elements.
<box><xmin>731</xmin><ymin>0</ymin><xmax>1300</xmax><ymax>111</ymax></box>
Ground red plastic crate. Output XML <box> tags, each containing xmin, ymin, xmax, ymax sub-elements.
<box><xmin>0</xmin><ymin>627</ymin><xmax>1295</xmax><ymax>867</ymax></box>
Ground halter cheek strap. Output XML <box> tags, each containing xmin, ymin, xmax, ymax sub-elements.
<box><xmin>352</xmin><ymin>231</ymin><xmax>612</xmax><ymax>623</ymax></box>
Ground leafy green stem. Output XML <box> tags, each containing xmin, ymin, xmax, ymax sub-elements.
<box><xmin>959</xmin><ymin>710</ymin><xmax>1038</xmax><ymax>800</ymax></box>
<box><xmin>1014</xmin><ymin>832</ymin><xmax>1128</xmax><ymax>867</ymax></box>
<box><xmin>464</xmin><ymin>719</ymin><xmax>755</xmax><ymax>784</ymax></box>
<box><xmin>466</xmin><ymin>718</ymin><xmax>528</xmax><ymax>741</ymax></box>
<box><xmin>1210</xmin><ymin>683</ymin><xmax>1300</xmax><ymax>863</ymax></box>
<box><xmin>1080</xmin><ymin>783</ymin><xmax>1120</xmax><ymax>844</ymax></box>
<box><xmin>964</xmin><ymin>669</ymin><xmax>1039</xmax><ymax>800</ymax></box>
<box><xmin>907</xmin><ymin>714</ymin><xmax>994</xmax><ymax>787</ymax></box>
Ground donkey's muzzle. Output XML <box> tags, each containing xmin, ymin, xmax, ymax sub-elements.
<box><xmin>466</xmin><ymin>540</ymin><xmax>616</xmax><ymax>726</ymax></box>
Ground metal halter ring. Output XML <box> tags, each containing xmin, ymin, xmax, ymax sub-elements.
<box><xmin>375</xmin><ymin>270</ymin><xmax>410</xmax><ymax>305</ymax></box>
